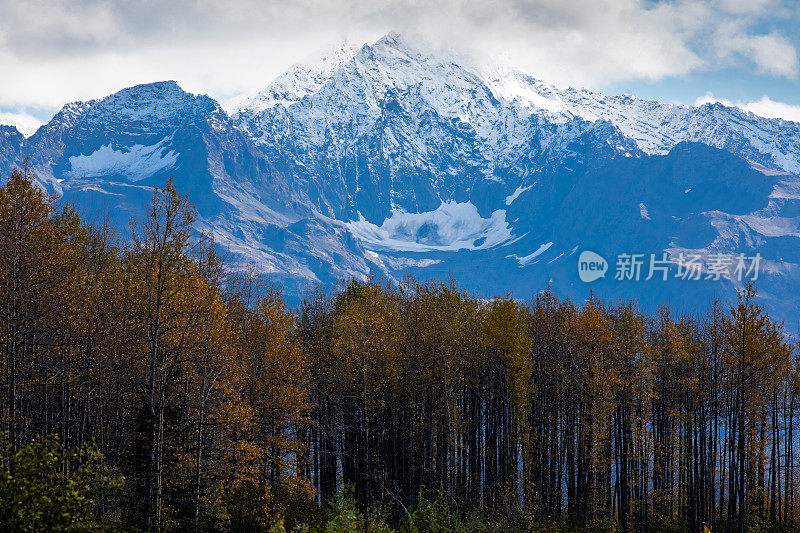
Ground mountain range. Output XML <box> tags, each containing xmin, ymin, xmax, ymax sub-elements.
<box><xmin>3</xmin><ymin>32</ymin><xmax>800</xmax><ymax>326</ymax></box>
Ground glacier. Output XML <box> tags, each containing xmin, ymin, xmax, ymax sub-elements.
<box><xmin>66</xmin><ymin>138</ymin><xmax>178</xmax><ymax>181</ymax></box>
<box><xmin>345</xmin><ymin>201</ymin><xmax>515</xmax><ymax>252</ymax></box>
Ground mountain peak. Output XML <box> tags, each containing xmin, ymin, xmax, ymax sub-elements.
<box><xmin>373</xmin><ymin>30</ymin><xmax>411</xmax><ymax>50</ymax></box>
<box><xmin>43</xmin><ymin>81</ymin><xmax>197</xmax><ymax>125</ymax></box>
<box><xmin>0</xmin><ymin>124</ymin><xmax>24</xmax><ymax>138</ymax></box>
<box><xmin>63</xmin><ymin>80</ymin><xmax>210</xmax><ymax>131</ymax></box>
<box><xmin>367</xmin><ymin>30</ymin><xmax>439</xmax><ymax>62</ymax></box>
<box><xmin>108</xmin><ymin>80</ymin><xmax>194</xmax><ymax>105</ymax></box>
<box><xmin>237</xmin><ymin>39</ymin><xmax>362</xmax><ymax>112</ymax></box>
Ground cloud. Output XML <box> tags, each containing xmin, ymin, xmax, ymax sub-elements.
<box><xmin>747</xmin><ymin>33</ymin><xmax>799</xmax><ymax>78</ymax></box>
<box><xmin>0</xmin><ymin>0</ymin><xmax>798</xmax><ymax>117</ymax></box>
<box><xmin>695</xmin><ymin>92</ymin><xmax>800</xmax><ymax>123</ymax></box>
<box><xmin>741</xmin><ymin>96</ymin><xmax>800</xmax><ymax>123</ymax></box>
<box><xmin>715</xmin><ymin>0</ymin><xmax>776</xmax><ymax>15</ymax></box>
<box><xmin>0</xmin><ymin>111</ymin><xmax>43</xmax><ymax>137</ymax></box>
<box><xmin>405</xmin><ymin>0</ymin><xmax>705</xmax><ymax>86</ymax></box>
<box><xmin>712</xmin><ymin>23</ymin><xmax>799</xmax><ymax>78</ymax></box>
<box><xmin>695</xmin><ymin>92</ymin><xmax>734</xmax><ymax>107</ymax></box>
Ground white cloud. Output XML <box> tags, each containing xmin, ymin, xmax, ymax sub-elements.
<box><xmin>741</xmin><ymin>95</ymin><xmax>800</xmax><ymax>123</ymax></box>
<box><xmin>0</xmin><ymin>111</ymin><xmax>43</xmax><ymax>136</ymax></box>
<box><xmin>712</xmin><ymin>23</ymin><xmax>799</xmax><ymax>78</ymax></box>
<box><xmin>747</xmin><ymin>33</ymin><xmax>799</xmax><ymax>78</ymax></box>
<box><xmin>715</xmin><ymin>0</ymin><xmax>776</xmax><ymax>15</ymax></box>
<box><xmin>695</xmin><ymin>93</ymin><xmax>800</xmax><ymax>124</ymax></box>
<box><xmin>695</xmin><ymin>92</ymin><xmax>734</xmax><ymax>107</ymax></box>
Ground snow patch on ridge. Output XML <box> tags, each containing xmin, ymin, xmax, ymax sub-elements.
<box><xmin>482</xmin><ymin>67</ymin><xmax>568</xmax><ymax>115</ymax></box>
<box><xmin>505</xmin><ymin>185</ymin><xmax>532</xmax><ymax>205</ymax></box>
<box><xmin>346</xmin><ymin>201</ymin><xmax>514</xmax><ymax>252</ymax></box>
<box><xmin>509</xmin><ymin>242</ymin><xmax>554</xmax><ymax>266</ymax></box>
<box><xmin>67</xmin><ymin>138</ymin><xmax>178</xmax><ymax>181</ymax></box>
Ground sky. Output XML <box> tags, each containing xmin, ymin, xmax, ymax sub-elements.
<box><xmin>1</xmin><ymin>0</ymin><xmax>799</xmax><ymax>136</ymax></box>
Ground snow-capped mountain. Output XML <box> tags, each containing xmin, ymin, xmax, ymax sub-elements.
<box><xmin>3</xmin><ymin>80</ymin><xmax>388</xmax><ymax>291</ymax></box>
<box><xmin>2</xmin><ymin>32</ymin><xmax>800</xmax><ymax>321</ymax></box>
<box><xmin>24</xmin><ymin>80</ymin><xmax>282</xmax><ymax>203</ymax></box>
<box><xmin>234</xmin><ymin>32</ymin><xmax>800</xmax><ymax>245</ymax></box>
<box><xmin>235</xmin><ymin>32</ymin><xmax>559</xmax><ymax>221</ymax></box>
<box><xmin>541</xmin><ymin>84</ymin><xmax>800</xmax><ymax>175</ymax></box>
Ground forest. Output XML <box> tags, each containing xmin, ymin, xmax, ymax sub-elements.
<box><xmin>1</xmin><ymin>164</ymin><xmax>799</xmax><ymax>533</ymax></box>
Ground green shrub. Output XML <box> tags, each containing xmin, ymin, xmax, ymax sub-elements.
<box><xmin>0</xmin><ymin>434</ymin><xmax>123</xmax><ymax>532</ymax></box>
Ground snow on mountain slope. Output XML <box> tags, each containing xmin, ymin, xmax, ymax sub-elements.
<box><xmin>237</xmin><ymin>32</ymin><xmax>537</xmax><ymax>159</ymax></box>
<box><xmin>65</xmin><ymin>138</ymin><xmax>179</xmax><ymax>181</ymax></box>
<box><xmin>22</xmin><ymin>81</ymin><xmax>216</xmax><ymax>192</ymax></box>
<box><xmin>552</xmin><ymin>90</ymin><xmax>800</xmax><ymax>175</ymax></box>
<box><xmin>21</xmin><ymin>81</ymin><xmax>304</xmax><ymax>213</ymax></box>
<box><xmin>478</xmin><ymin>59</ymin><xmax>800</xmax><ymax>174</ymax></box>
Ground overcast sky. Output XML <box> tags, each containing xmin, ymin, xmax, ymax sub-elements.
<box><xmin>1</xmin><ymin>0</ymin><xmax>799</xmax><ymax>135</ymax></box>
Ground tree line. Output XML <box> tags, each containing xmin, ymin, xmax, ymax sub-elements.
<box><xmin>1</xmin><ymin>165</ymin><xmax>798</xmax><ymax>532</ymax></box>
